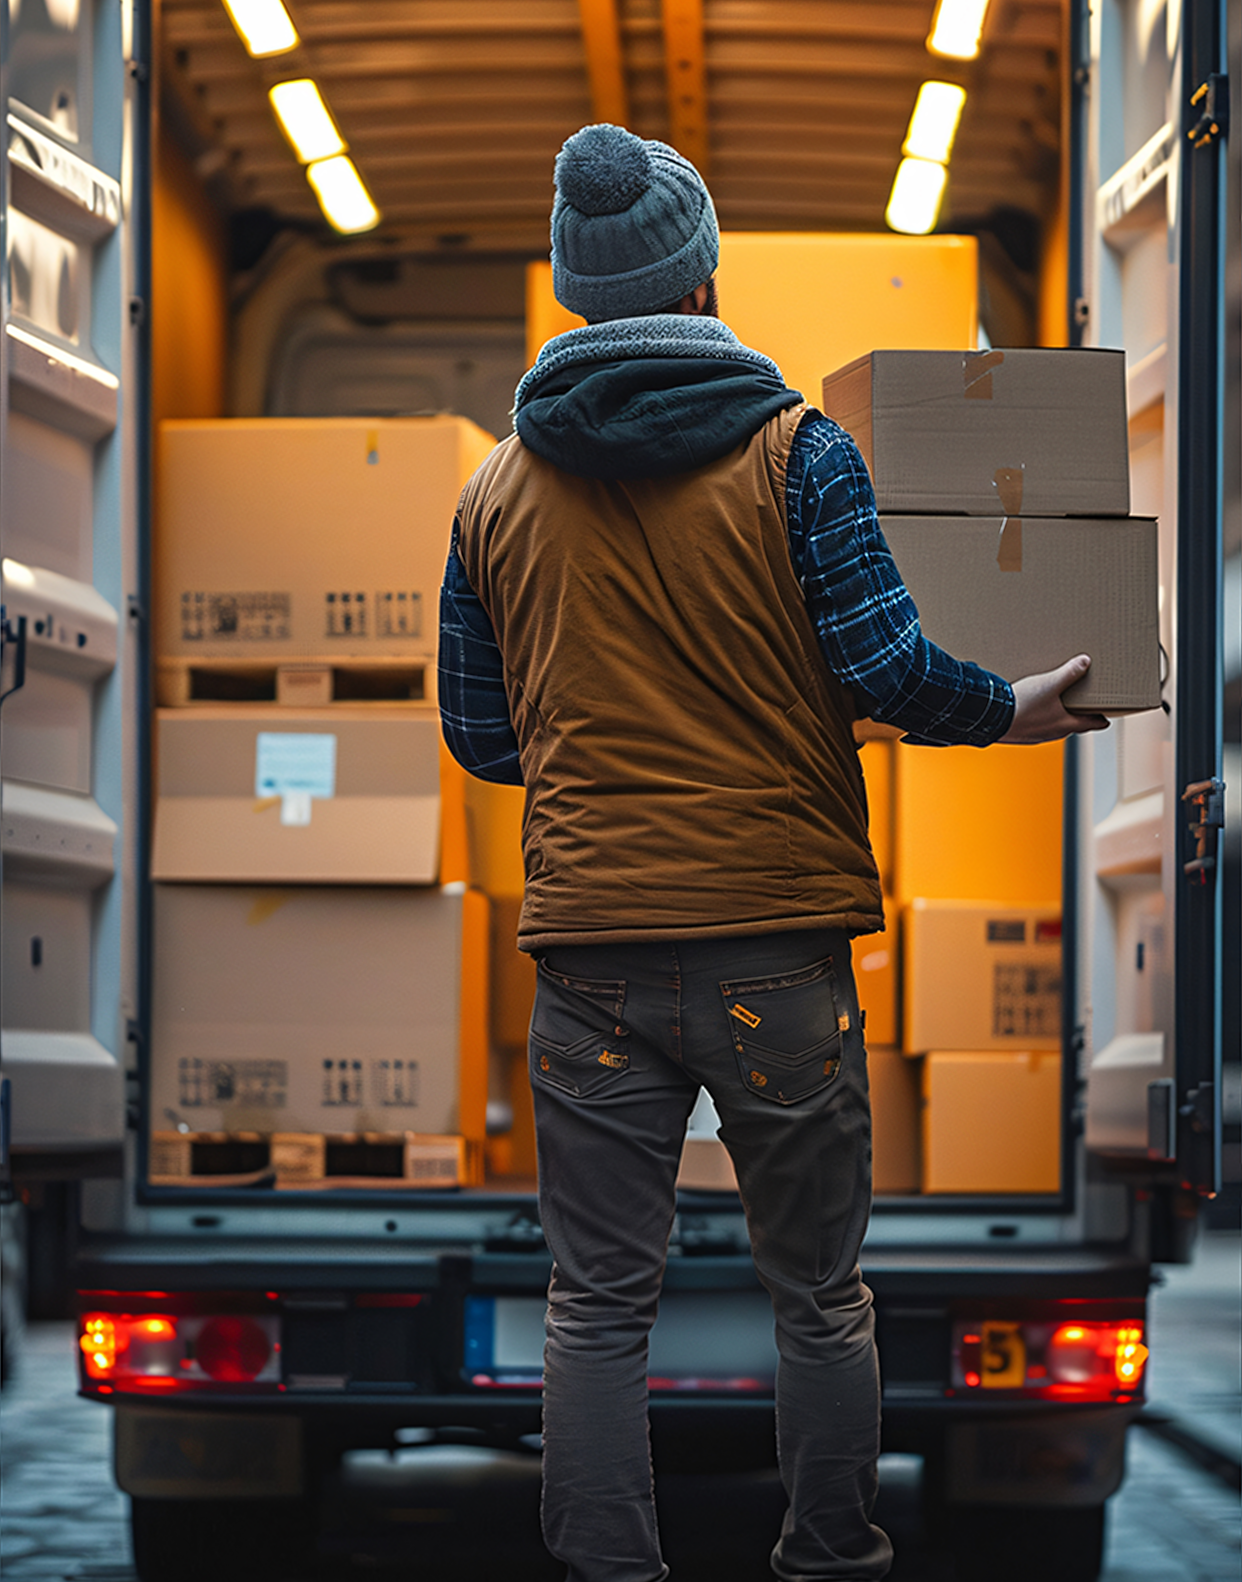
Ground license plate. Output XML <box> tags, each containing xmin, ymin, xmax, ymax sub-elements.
<box><xmin>979</xmin><ymin>1321</ymin><xmax>1027</xmax><ymax>1388</ymax></box>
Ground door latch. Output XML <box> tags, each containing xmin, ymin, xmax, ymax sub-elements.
<box><xmin>0</xmin><ymin>608</ymin><xmax>27</xmax><ymax>706</ymax></box>
<box><xmin>1188</xmin><ymin>73</ymin><xmax>1229</xmax><ymax>149</ymax></box>
<box><xmin>1179</xmin><ymin>1084</ymin><xmax>1215</xmax><ymax>1136</ymax></box>
<box><xmin>1182</xmin><ymin>777</ymin><xmax>1225</xmax><ymax>882</ymax></box>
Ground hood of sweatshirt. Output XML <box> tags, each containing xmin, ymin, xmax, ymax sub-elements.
<box><xmin>513</xmin><ymin>316</ymin><xmax>803</xmax><ymax>480</ymax></box>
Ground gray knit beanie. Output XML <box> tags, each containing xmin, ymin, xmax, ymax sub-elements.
<box><xmin>551</xmin><ymin>124</ymin><xmax>719</xmax><ymax>321</ymax></box>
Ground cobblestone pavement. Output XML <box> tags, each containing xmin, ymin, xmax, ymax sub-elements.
<box><xmin>2</xmin><ymin>1233</ymin><xmax>1238</xmax><ymax>1581</ymax></box>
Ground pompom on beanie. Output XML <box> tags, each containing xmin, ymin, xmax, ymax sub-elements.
<box><xmin>551</xmin><ymin>124</ymin><xmax>719</xmax><ymax>321</ymax></box>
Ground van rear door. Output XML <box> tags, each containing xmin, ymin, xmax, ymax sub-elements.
<box><xmin>1077</xmin><ymin>0</ymin><xmax>1226</xmax><ymax>1205</ymax></box>
<box><xmin>1</xmin><ymin>0</ymin><xmax>144</xmax><ymax>1178</ymax></box>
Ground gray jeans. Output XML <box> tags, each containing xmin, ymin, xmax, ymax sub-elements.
<box><xmin>529</xmin><ymin>928</ymin><xmax>892</xmax><ymax>1582</ymax></box>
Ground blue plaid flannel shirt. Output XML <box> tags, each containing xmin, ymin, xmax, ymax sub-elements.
<box><xmin>438</xmin><ymin>410</ymin><xmax>1014</xmax><ymax>784</ymax></box>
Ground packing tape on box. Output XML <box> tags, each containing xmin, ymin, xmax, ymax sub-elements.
<box><xmin>962</xmin><ymin>348</ymin><xmax>1005</xmax><ymax>399</ymax></box>
<box><xmin>993</xmin><ymin>466</ymin><xmax>1025</xmax><ymax>573</ymax></box>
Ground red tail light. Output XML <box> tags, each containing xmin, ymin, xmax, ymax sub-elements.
<box><xmin>78</xmin><ymin>1299</ymin><xmax>281</xmax><ymax>1395</ymax></box>
<box><xmin>952</xmin><ymin>1315</ymin><xmax>1147</xmax><ymax>1401</ymax></box>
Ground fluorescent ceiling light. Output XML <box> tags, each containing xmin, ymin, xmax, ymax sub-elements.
<box><xmin>927</xmin><ymin>0</ymin><xmax>991</xmax><ymax>60</ymax></box>
<box><xmin>903</xmin><ymin>82</ymin><xmax>967</xmax><ymax>164</ymax></box>
<box><xmin>221</xmin><ymin>0</ymin><xmax>298</xmax><ymax>58</ymax></box>
<box><xmin>885</xmin><ymin>158</ymin><xmax>949</xmax><ymax>236</ymax></box>
<box><xmin>269</xmin><ymin>80</ymin><xmax>346</xmax><ymax>163</ymax></box>
<box><xmin>306</xmin><ymin>156</ymin><xmax>380</xmax><ymax>234</ymax></box>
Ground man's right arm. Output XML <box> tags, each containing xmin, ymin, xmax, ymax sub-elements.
<box><xmin>786</xmin><ymin>413</ymin><xmax>1107</xmax><ymax>746</ymax></box>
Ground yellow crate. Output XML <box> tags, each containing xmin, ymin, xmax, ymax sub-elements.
<box><xmin>528</xmin><ymin>233</ymin><xmax>980</xmax><ymax>408</ymax></box>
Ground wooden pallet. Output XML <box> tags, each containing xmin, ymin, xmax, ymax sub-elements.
<box><xmin>154</xmin><ymin>657</ymin><xmax>434</xmax><ymax>708</ymax></box>
<box><xmin>148</xmin><ymin>1130</ymin><xmax>480</xmax><ymax>1189</ymax></box>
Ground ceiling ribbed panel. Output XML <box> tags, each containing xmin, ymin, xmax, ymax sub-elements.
<box><xmin>159</xmin><ymin>0</ymin><xmax>1064</xmax><ymax>241</ymax></box>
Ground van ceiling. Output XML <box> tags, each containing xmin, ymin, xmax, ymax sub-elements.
<box><xmin>160</xmin><ymin>0</ymin><xmax>1064</xmax><ymax>251</ymax></box>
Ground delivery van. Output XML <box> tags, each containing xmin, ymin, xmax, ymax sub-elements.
<box><xmin>0</xmin><ymin>3</ymin><xmax>1234</xmax><ymax>1581</ymax></box>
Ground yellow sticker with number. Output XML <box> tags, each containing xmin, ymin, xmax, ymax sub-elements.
<box><xmin>980</xmin><ymin>1321</ymin><xmax>1027</xmax><ymax>1388</ymax></box>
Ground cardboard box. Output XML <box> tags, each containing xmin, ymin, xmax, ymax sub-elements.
<box><xmin>921</xmin><ymin>1050</ymin><xmax>1061</xmax><ymax>1193</ymax></box>
<box><xmin>151</xmin><ymin>706</ymin><xmax>442</xmax><ymax>884</ymax></box>
<box><xmin>821</xmin><ymin>348</ymin><xmax>1129</xmax><ymax>517</ymax></box>
<box><xmin>869</xmin><ymin>1045</ymin><xmax>921</xmax><ymax>1195</ymax></box>
<box><xmin>879</xmin><ymin>515</ymin><xmax>1160</xmax><ymax>715</ymax></box>
<box><xmin>676</xmin><ymin>1090</ymin><xmax>738</xmax><ymax>1193</ymax></box>
<box><xmin>528</xmin><ymin>234</ymin><xmax>980</xmax><ymax>407</ymax></box>
<box><xmin>855</xmin><ymin>925</ymin><xmax>898</xmax><ymax>1047</ymax></box>
<box><xmin>156</xmin><ymin>416</ymin><xmax>495</xmax><ymax>664</ymax></box>
<box><xmin>893</xmin><ymin>740</ymin><xmax>1063</xmax><ymax>905</ymax></box>
<box><xmin>857</xmin><ymin>738</ymin><xmax>894</xmax><ymax>891</ymax></box>
<box><xmin>903</xmin><ymin>900</ymin><xmax>1062</xmax><ymax>1054</ymax></box>
<box><xmin>150</xmin><ymin>884</ymin><xmax>469</xmax><ymax>1138</ymax></box>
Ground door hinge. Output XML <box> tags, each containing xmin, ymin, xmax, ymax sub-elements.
<box><xmin>1182</xmin><ymin>777</ymin><xmax>1225</xmax><ymax>881</ymax></box>
<box><xmin>1188</xmin><ymin>73</ymin><xmax>1229</xmax><ymax>149</ymax></box>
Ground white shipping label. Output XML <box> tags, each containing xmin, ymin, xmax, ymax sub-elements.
<box><xmin>255</xmin><ymin>733</ymin><xmax>337</xmax><ymax>799</ymax></box>
<box><xmin>280</xmin><ymin>791</ymin><xmax>313</xmax><ymax>826</ymax></box>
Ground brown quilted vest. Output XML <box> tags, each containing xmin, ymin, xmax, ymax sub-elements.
<box><xmin>455</xmin><ymin>403</ymin><xmax>883</xmax><ymax>951</ymax></box>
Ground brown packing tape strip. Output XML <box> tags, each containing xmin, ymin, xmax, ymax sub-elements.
<box><xmin>993</xmin><ymin>466</ymin><xmax>1025</xmax><ymax>572</ymax></box>
<box><xmin>997</xmin><ymin>518</ymin><xmax>1024</xmax><ymax>573</ymax></box>
<box><xmin>963</xmin><ymin>349</ymin><xmax>1005</xmax><ymax>399</ymax></box>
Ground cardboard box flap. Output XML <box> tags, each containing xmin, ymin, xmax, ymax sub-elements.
<box><xmin>152</xmin><ymin>708</ymin><xmax>444</xmax><ymax>884</ymax></box>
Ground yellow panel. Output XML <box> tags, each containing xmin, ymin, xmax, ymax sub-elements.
<box><xmin>855</xmin><ymin>918</ymin><xmax>898</xmax><ymax>1047</ymax></box>
<box><xmin>716</xmin><ymin>233</ymin><xmax>978</xmax><ymax>405</ymax></box>
<box><xmin>857</xmin><ymin>737</ymin><xmax>894</xmax><ymax>891</ymax></box>
<box><xmin>893</xmin><ymin>740</ymin><xmax>1063</xmax><ymax>905</ymax></box>
<box><xmin>527</xmin><ymin>233</ymin><xmax>979</xmax><ymax>386</ymax></box>
<box><xmin>527</xmin><ymin>261</ymin><xmax>585</xmax><ymax>363</ymax></box>
<box><xmin>922</xmin><ymin>1050</ymin><xmax>1061</xmax><ymax>1194</ymax></box>
<box><xmin>462</xmin><ymin>779</ymin><xmax>534</xmax><ymax>1065</ymax></box>
<box><xmin>464</xmin><ymin>778</ymin><xmax>526</xmax><ymax>897</ymax></box>
<box><xmin>458</xmin><ymin>887</ymin><xmax>492</xmax><ymax>1170</ymax></box>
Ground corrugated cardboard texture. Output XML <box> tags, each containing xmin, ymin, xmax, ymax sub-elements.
<box><xmin>156</xmin><ymin>416</ymin><xmax>494</xmax><ymax>662</ymax></box>
<box><xmin>903</xmin><ymin>900</ymin><xmax>1062</xmax><ymax>1054</ymax></box>
<box><xmin>151</xmin><ymin>707</ymin><xmax>442</xmax><ymax>883</ymax></box>
<box><xmin>879</xmin><ymin>515</ymin><xmax>1160</xmax><ymax>713</ymax></box>
<box><xmin>922</xmin><ymin>1051</ymin><xmax>1061</xmax><ymax>1194</ymax></box>
<box><xmin>676</xmin><ymin>1136</ymin><xmax>739</xmax><ymax>1192</ymax></box>
<box><xmin>869</xmin><ymin>1045</ymin><xmax>921</xmax><ymax>1194</ymax></box>
<box><xmin>149</xmin><ymin>884</ymin><xmax>463</xmax><ymax>1136</ymax></box>
<box><xmin>822</xmin><ymin>348</ymin><xmax>1129</xmax><ymax>517</ymax></box>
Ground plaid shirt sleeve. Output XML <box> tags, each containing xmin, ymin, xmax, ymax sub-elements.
<box><xmin>786</xmin><ymin>410</ymin><xmax>1014</xmax><ymax>747</ymax></box>
<box><xmin>438</xmin><ymin>512</ymin><xmax>524</xmax><ymax>784</ymax></box>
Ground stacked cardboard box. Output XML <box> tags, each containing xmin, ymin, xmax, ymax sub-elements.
<box><xmin>150</xmin><ymin>418</ymin><xmax>495</xmax><ymax>1188</ymax></box>
<box><xmin>821</xmin><ymin>347</ymin><xmax>1157</xmax><ymax>1194</ymax></box>
<box><xmin>822</xmin><ymin>348</ymin><xmax>1160</xmax><ymax>717</ymax></box>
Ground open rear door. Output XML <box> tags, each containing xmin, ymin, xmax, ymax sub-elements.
<box><xmin>1077</xmin><ymin>0</ymin><xmax>1226</xmax><ymax>1211</ymax></box>
<box><xmin>1</xmin><ymin>0</ymin><xmax>146</xmax><ymax>1178</ymax></box>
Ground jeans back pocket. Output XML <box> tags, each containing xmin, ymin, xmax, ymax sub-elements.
<box><xmin>720</xmin><ymin>955</ymin><xmax>846</xmax><ymax>1105</ymax></box>
<box><xmin>531</xmin><ymin>961</ymin><xmax>630</xmax><ymax>1100</ymax></box>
